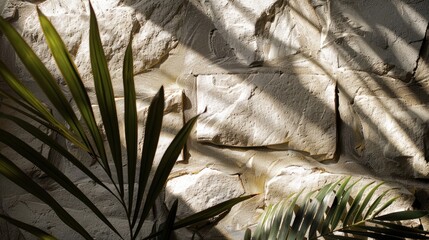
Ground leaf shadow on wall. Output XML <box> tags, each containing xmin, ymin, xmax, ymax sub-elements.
<box><xmin>120</xmin><ymin>0</ymin><xmax>429</xmax><ymax>237</ymax></box>
<box><xmin>1</xmin><ymin>0</ymin><xmax>429</xmax><ymax>239</ymax></box>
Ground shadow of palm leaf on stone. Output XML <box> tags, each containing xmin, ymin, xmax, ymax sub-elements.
<box><xmin>0</xmin><ymin>2</ymin><xmax>253</xmax><ymax>239</ymax></box>
<box><xmin>245</xmin><ymin>177</ymin><xmax>429</xmax><ymax>240</ymax></box>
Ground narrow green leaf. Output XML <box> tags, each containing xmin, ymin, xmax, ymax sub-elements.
<box><xmin>332</xmin><ymin>179</ymin><xmax>358</xmax><ymax>230</ymax></box>
<box><xmin>354</xmin><ymin>224</ymin><xmax>429</xmax><ymax>239</ymax></box>
<box><xmin>296</xmin><ymin>181</ymin><xmax>339</xmax><ymax>239</ymax></box>
<box><xmin>0</xmin><ymin>214</ymin><xmax>58</xmax><ymax>240</ymax></box>
<box><xmin>0</xmin><ymin>15</ymin><xmax>93</xmax><ymax>154</ymax></box>
<box><xmin>375</xmin><ymin>210</ymin><xmax>429</xmax><ymax>221</ymax></box>
<box><xmin>289</xmin><ymin>191</ymin><xmax>315</xmax><ymax>240</ymax></box>
<box><xmin>321</xmin><ymin>199</ymin><xmax>338</xmax><ymax>236</ymax></box>
<box><xmin>344</xmin><ymin>181</ymin><xmax>374</xmax><ymax>226</ymax></box>
<box><xmin>0</xmin><ymin>114</ymin><xmax>100</xmax><ymax>187</ymax></box>
<box><xmin>0</xmin><ymin>154</ymin><xmax>92</xmax><ymax>240</ymax></box>
<box><xmin>353</xmin><ymin>181</ymin><xmax>384</xmax><ymax>223</ymax></box>
<box><xmin>309</xmin><ymin>190</ymin><xmax>336</xmax><ymax>239</ymax></box>
<box><xmin>324</xmin><ymin>234</ymin><xmax>355</xmax><ymax>240</ymax></box>
<box><xmin>0</xmin><ymin>61</ymin><xmax>88</xmax><ymax>152</ymax></box>
<box><xmin>364</xmin><ymin>189</ymin><xmax>391</xmax><ymax>219</ymax></box>
<box><xmin>267</xmin><ymin>201</ymin><xmax>286</xmax><ymax>240</ymax></box>
<box><xmin>297</xmin><ymin>198</ymin><xmax>320</xmax><ymax>240</ymax></box>
<box><xmin>367</xmin><ymin>193</ymin><xmax>395</xmax><ymax>219</ymax></box>
<box><xmin>0</xmin><ymin>113</ymin><xmax>119</xmax><ymax>202</ymax></box>
<box><xmin>369</xmin><ymin>219</ymin><xmax>429</xmax><ymax>234</ymax></box>
<box><xmin>172</xmin><ymin>195</ymin><xmax>255</xmax><ymax>230</ymax></box>
<box><xmin>315</xmin><ymin>182</ymin><xmax>337</xmax><ymax>200</ymax></box>
<box><xmin>322</xmin><ymin>177</ymin><xmax>351</xmax><ymax>234</ymax></box>
<box><xmin>307</xmin><ymin>181</ymin><xmax>337</xmax><ymax>234</ymax></box>
<box><xmin>0</xmin><ymin>88</ymin><xmax>46</xmax><ymax>122</ymax></box>
<box><xmin>305</xmin><ymin>182</ymin><xmax>339</xmax><ymax>238</ymax></box>
<box><xmin>159</xmin><ymin>199</ymin><xmax>178</xmax><ymax>240</ymax></box>
<box><xmin>0</xmin><ymin>129</ymin><xmax>122</xmax><ymax>239</ymax></box>
<box><xmin>278</xmin><ymin>192</ymin><xmax>301</xmax><ymax>240</ymax></box>
<box><xmin>244</xmin><ymin>228</ymin><xmax>252</xmax><ymax>240</ymax></box>
<box><xmin>0</xmin><ymin>60</ymin><xmax>55</xmax><ymax>122</ymax></box>
<box><xmin>132</xmin><ymin>86</ymin><xmax>164</xmax><ymax>227</ymax></box>
<box><xmin>302</xmin><ymin>182</ymin><xmax>338</xmax><ymax>239</ymax></box>
<box><xmin>37</xmin><ymin>8</ymin><xmax>111</xmax><ymax>174</ymax></box>
<box><xmin>339</xmin><ymin>228</ymin><xmax>405</xmax><ymax>240</ymax></box>
<box><xmin>142</xmin><ymin>195</ymin><xmax>255</xmax><ymax>240</ymax></box>
<box><xmin>321</xmin><ymin>178</ymin><xmax>350</xmax><ymax>234</ymax></box>
<box><xmin>135</xmin><ymin>114</ymin><xmax>200</xmax><ymax>236</ymax></box>
<box><xmin>262</xmin><ymin>206</ymin><xmax>275</xmax><ymax>240</ymax></box>
<box><xmin>0</xmin><ymin>91</ymin><xmax>86</xmax><ymax>153</ymax></box>
<box><xmin>122</xmin><ymin>33</ymin><xmax>138</xmax><ymax>214</ymax></box>
<box><xmin>89</xmin><ymin>2</ymin><xmax>123</xmax><ymax>196</ymax></box>
<box><xmin>332</xmin><ymin>190</ymin><xmax>351</xmax><ymax>230</ymax></box>
<box><xmin>0</xmin><ymin>93</ymin><xmax>53</xmax><ymax>131</ymax></box>
<box><xmin>254</xmin><ymin>204</ymin><xmax>274</xmax><ymax>240</ymax></box>
<box><xmin>337</xmin><ymin>177</ymin><xmax>352</xmax><ymax>197</ymax></box>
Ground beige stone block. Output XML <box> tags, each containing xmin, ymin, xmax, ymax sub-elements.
<box><xmin>353</xmin><ymin>96</ymin><xmax>429</xmax><ymax>178</ymax></box>
<box><xmin>197</xmin><ymin>73</ymin><xmax>337</xmax><ymax>159</ymax></box>
<box><xmin>165</xmin><ymin>168</ymin><xmax>245</xmax><ymax>218</ymax></box>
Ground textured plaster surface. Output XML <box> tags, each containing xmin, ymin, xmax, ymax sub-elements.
<box><xmin>2</xmin><ymin>0</ymin><xmax>429</xmax><ymax>239</ymax></box>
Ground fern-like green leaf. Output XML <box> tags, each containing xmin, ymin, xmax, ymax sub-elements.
<box><xmin>246</xmin><ymin>177</ymin><xmax>429</xmax><ymax>240</ymax></box>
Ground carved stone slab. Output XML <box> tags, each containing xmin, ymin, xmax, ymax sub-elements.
<box><xmin>197</xmin><ymin>73</ymin><xmax>336</xmax><ymax>160</ymax></box>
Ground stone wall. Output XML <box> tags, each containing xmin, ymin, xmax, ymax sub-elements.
<box><xmin>1</xmin><ymin>0</ymin><xmax>429</xmax><ymax>239</ymax></box>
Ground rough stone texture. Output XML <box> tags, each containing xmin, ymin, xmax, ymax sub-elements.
<box><xmin>335</xmin><ymin>70</ymin><xmax>429</xmax><ymax>163</ymax></box>
<box><xmin>353</xmin><ymin>96</ymin><xmax>429</xmax><ymax>178</ymax></box>
<box><xmin>197</xmin><ymin>72</ymin><xmax>337</xmax><ymax>159</ymax></box>
<box><xmin>319</xmin><ymin>0</ymin><xmax>429</xmax><ymax>79</ymax></box>
<box><xmin>199</xmin><ymin>0</ymin><xmax>429</xmax><ymax>78</ymax></box>
<box><xmin>262</xmin><ymin>1</ymin><xmax>323</xmax><ymax>62</ymax></box>
<box><xmin>2</xmin><ymin>0</ymin><xmax>429</xmax><ymax>239</ymax></box>
<box><xmin>199</xmin><ymin>0</ymin><xmax>279</xmax><ymax>65</ymax></box>
<box><xmin>2</xmin><ymin>0</ymin><xmax>183</xmax><ymax>90</ymax></box>
<box><xmin>165</xmin><ymin>168</ymin><xmax>245</xmax><ymax>218</ymax></box>
<box><xmin>0</xmin><ymin>191</ymin><xmax>25</xmax><ymax>240</ymax></box>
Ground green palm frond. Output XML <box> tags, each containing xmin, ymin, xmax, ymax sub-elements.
<box><xmin>0</xmin><ymin>2</ymin><xmax>253</xmax><ymax>239</ymax></box>
<box><xmin>247</xmin><ymin>178</ymin><xmax>429</xmax><ymax>240</ymax></box>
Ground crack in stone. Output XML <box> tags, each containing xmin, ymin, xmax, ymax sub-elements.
<box><xmin>411</xmin><ymin>22</ymin><xmax>429</xmax><ymax>82</ymax></box>
<box><xmin>333</xmin><ymin>83</ymin><xmax>340</xmax><ymax>162</ymax></box>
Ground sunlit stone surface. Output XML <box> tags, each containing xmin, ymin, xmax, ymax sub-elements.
<box><xmin>2</xmin><ymin>0</ymin><xmax>429</xmax><ymax>238</ymax></box>
<box><xmin>319</xmin><ymin>0</ymin><xmax>429</xmax><ymax>78</ymax></box>
<box><xmin>353</xmin><ymin>96</ymin><xmax>429</xmax><ymax>178</ymax></box>
<box><xmin>197</xmin><ymin>73</ymin><xmax>337</xmax><ymax>159</ymax></box>
<box><xmin>165</xmin><ymin>168</ymin><xmax>245</xmax><ymax>218</ymax></box>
